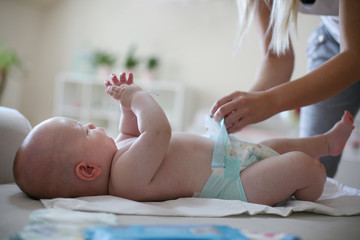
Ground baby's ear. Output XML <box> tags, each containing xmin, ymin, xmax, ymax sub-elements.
<box><xmin>75</xmin><ymin>162</ymin><xmax>102</xmax><ymax>181</ymax></box>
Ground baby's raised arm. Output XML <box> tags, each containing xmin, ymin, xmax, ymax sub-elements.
<box><xmin>105</xmin><ymin>73</ymin><xmax>172</xmax><ymax>199</ymax></box>
<box><xmin>106</xmin><ymin>73</ymin><xmax>140</xmax><ymax>140</ymax></box>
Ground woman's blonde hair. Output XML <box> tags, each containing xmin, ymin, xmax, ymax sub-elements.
<box><xmin>235</xmin><ymin>0</ymin><xmax>298</xmax><ymax>55</ymax></box>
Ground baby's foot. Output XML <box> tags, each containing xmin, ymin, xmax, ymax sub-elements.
<box><xmin>326</xmin><ymin>111</ymin><xmax>354</xmax><ymax>156</ymax></box>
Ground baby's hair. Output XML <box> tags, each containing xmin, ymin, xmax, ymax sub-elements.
<box><xmin>234</xmin><ymin>0</ymin><xmax>298</xmax><ymax>56</ymax></box>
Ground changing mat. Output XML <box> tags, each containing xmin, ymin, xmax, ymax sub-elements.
<box><xmin>42</xmin><ymin>178</ymin><xmax>360</xmax><ymax>217</ymax></box>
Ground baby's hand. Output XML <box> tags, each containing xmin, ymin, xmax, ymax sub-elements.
<box><xmin>105</xmin><ymin>72</ymin><xmax>141</xmax><ymax>108</ymax></box>
<box><xmin>107</xmin><ymin>72</ymin><xmax>133</xmax><ymax>87</ymax></box>
<box><xmin>105</xmin><ymin>72</ymin><xmax>133</xmax><ymax>89</ymax></box>
<box><xmin>105</xmin><ymin>72</ymin><xmax>133</xmax><ymax>97</ymax></box>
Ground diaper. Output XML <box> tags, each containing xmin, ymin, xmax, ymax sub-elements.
<box><xmin>199</xmin><ymin>117</ymin><xmax>279</xmax><ymax>201</ymax></box>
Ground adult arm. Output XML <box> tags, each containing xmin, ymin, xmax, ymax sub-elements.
<box><xmin>251</xmin><ymin>0</ymin><xmax>294</xmax><ymax>91</ymax></box>
<box><xmin>211</xmin><ymin>0</ymin><xmax>294</xmax><ymax>131</ymax></box>
<box><xmin>269</xmin><ymin>0</ymin><xmax>360</xmax><ymax>111</ymax></box>
<box><xmin>211</xmin><ymin>0</ymin><xmax>360</xmax><ymax>133</ymax></box>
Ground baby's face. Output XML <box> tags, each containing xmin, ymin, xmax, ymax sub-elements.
<box><xmin>48</xmin><ymin>117</ymin><xmax>117</xmax><ymax>166</ymax></box>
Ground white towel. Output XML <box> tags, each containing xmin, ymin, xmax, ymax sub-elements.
<box><xmin>42</xmin><ymin>178</ymin><xmax>360</xmax><ymax>217</ymax></box>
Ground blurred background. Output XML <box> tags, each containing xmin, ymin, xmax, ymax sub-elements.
<box><xmin>0</xmin><ymin>0</ymin><xmax>320</xmax><ymax>129</ymax></box>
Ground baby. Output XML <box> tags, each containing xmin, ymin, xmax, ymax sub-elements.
<box><xmin>13</xmin><ymin>73</ymin><xmax>355</xmax><ymax>206</ymax></box>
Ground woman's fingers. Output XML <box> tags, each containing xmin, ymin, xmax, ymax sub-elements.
<box><xmin>226</xmin><ymin>115</ymin><xmax>250</xmax><ymax>133</ymax></box>
<box><xmin>211</xmin><ymin>91</ymin><xmax>269</xmax><ymax>133</ymax></box>
<box><xmin>211</xmin><ymin>95</ymin><xmax>236</xmax><ymax>121</ymax></box>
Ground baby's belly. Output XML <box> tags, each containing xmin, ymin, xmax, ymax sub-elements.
<box><xmin>150</xmin><ymin>133</ymin><xmax>215</xmax><ymax>198</ymax></box>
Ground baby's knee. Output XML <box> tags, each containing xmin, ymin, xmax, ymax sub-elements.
<box><xmin>293</xmin><ymin>151</ymin><xmax>326</xmax><ymax>185</ymax></box>
<box><xmin>290</xmin><ymin>152</ymin><xmax>326</xmax><ymax>201</ymax></box>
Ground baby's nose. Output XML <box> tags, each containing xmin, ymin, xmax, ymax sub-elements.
<box><xmin>86</xmin><ymin>123</ymin><xmax>96</xmax><ymax>129</ymax></box>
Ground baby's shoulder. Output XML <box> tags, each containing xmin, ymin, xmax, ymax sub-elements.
<box><xmin>115</xmin><ymin>137</ymin><xmax>136</xmax><ymax>149</ymax></box>
<box><xmin>111</xmin><ymin>138</ymin><xmax>135</xmax><ymax>162</ymax></box>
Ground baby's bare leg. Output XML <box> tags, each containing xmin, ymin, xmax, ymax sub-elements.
<box><xmin>241</xmin><ymin>151</ymin><xmax>326</xmax><ymax>206</ymax></box>
<box><xmin>260</xmin><ymin>111</ymin><xmax>354</xmax><ymax>158</ymax></box>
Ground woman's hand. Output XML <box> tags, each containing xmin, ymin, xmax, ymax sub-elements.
<box><xmin>210</xmin><ymin>90</ymin><xmax>274</xmax><ymax>133</ymax></box>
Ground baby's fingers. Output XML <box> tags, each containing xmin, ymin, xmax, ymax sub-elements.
<box><xmin>107</xmin><ymin>72</ymin><xmax>134</xmax><ymax>91</ymax></box>
<box><xmin>106</xmin><ymin>85</ymin><xmax>124</xmax><ymax>101</ymax></box>
<box><xmin>119</xmin><ymin>72</ymin><xmax>127</xmax><ymax>84</ymax></box>
<box><xmin>110</xmin><ymin>74</ymin><xmax>120</xmax><ymax>86</ymax></box>
<box><xmin>104</xmin><ymin>80</ymin><xmax>112</xmax><ymax>88</ymax></box>
<box><xmin>127</xmin><ymin>72</ymin><xmax>134</xmax><ymax>84</ymax></box>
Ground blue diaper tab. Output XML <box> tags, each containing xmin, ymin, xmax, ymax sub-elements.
<box><xmin>200</xmin><ymin>117</ymin><xmax>279</xmax><ymax>201</ymax></box>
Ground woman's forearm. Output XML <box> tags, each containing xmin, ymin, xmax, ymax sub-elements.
<box><xmin>270</xmin><ymin>50</ymin><xmax>360</xmax><ymax>114</ymax></box>
<box><xmin>251</xmin><ymin>51</ymin><xmax>294</xmax><ymax>92</ymax></box>
<box><xmin>269</xmin><ymin>0</ymin><xmax>360</xmax><ymax>113</ymax></box>
<box><xmin>251</xmin><ymin>0</ymin><xmax>295</xmax><ymax>92</ymax></box>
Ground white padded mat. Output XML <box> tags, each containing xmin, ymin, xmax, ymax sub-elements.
<box><xmin>42</xmin><ymin>178</ymin><xmax>360</xmax><ymax>217</ymax></box>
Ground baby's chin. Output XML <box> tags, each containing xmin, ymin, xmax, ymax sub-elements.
<box><xmin>109</xmin><ymin>137</ymin><xmax>117</xmax><ymax>150</ymax></box>
<box><xmin>102</xmin><ymin>129</ymin><xmax>114</xmax><ymax>142</ymax></box>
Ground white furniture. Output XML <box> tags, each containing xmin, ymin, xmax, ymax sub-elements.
<box><xmin>54</xmin><ymin>73</ymin><xmax>187</xmax><ymax>138</ymax></box>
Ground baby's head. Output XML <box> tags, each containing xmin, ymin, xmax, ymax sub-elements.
<box><xmin>13</xmin><ymin>117</ymin><xmax>117</xmax><ymax>199</ymax></box>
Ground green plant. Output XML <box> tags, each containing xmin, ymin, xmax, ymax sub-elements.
<box><xmin>124</xmin><ymin>46</ymin><xmax>140</xmax><ymax>69</ymax></box>
<box><xmin>0</xmin><ymin>43</ymin><xmax>21</xmax><ymax>101</ymax></box>
<box><xmin>147</xmin><ymin>56</ymin><xmax>159</xmax><ymax>71</ymax></box>
<box><xmin>91</xmin><ymin>50</ymin><xmax>116</xmax><ymax>68</ymax></box>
